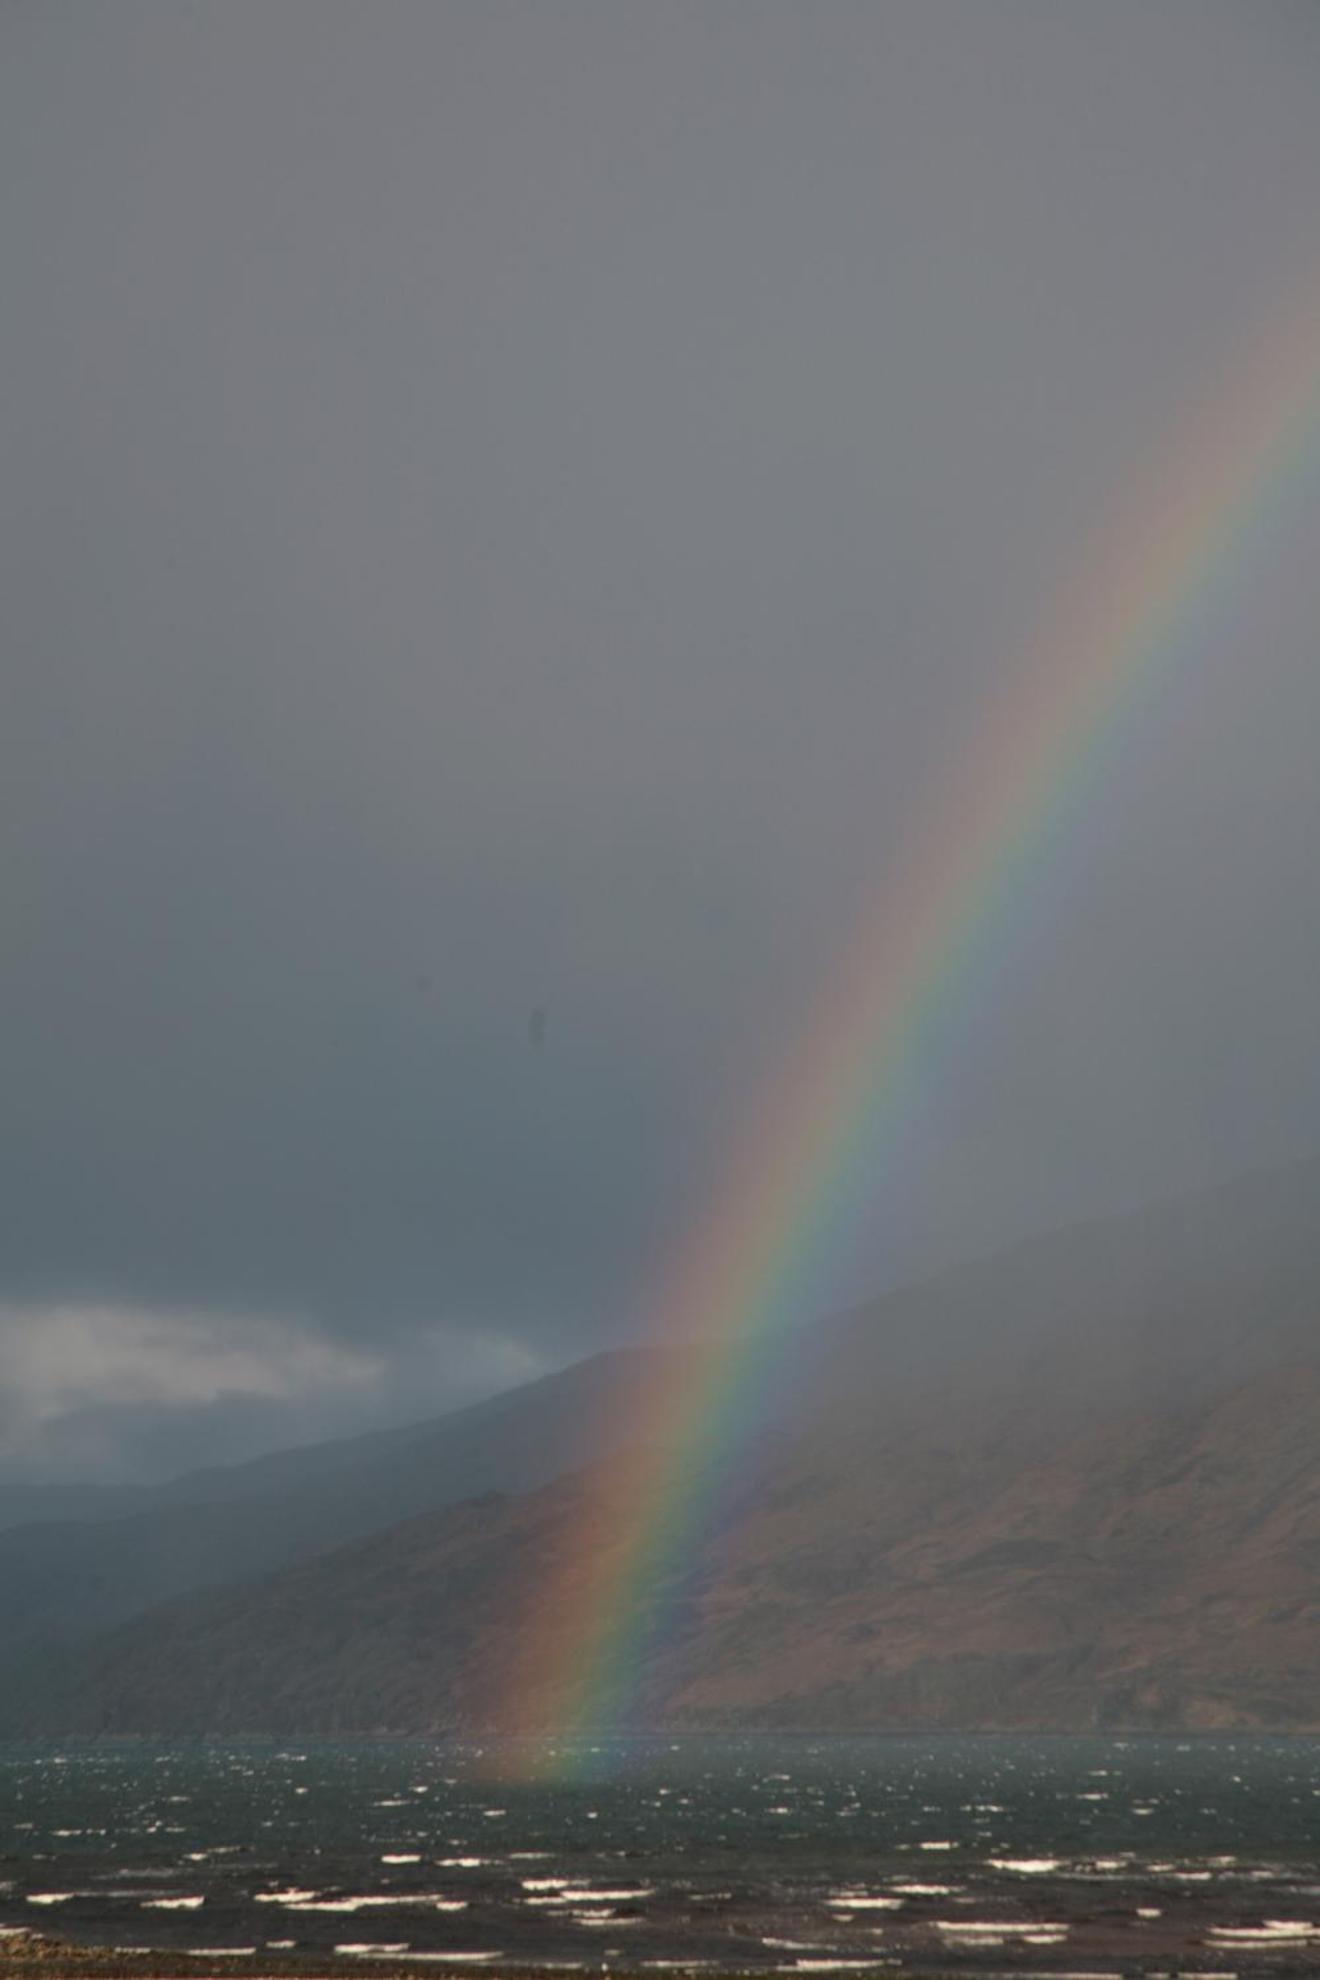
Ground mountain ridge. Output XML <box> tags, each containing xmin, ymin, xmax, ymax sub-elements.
<box><xmin>6</xmin><ymin>1157</ymin><xmax>1318</xmax><ymax>1736</ymax></box>
<box><xmin>0</xmin><ymin>1347</ymin><xmax>665</xmax><ymax>1660</ymax></box>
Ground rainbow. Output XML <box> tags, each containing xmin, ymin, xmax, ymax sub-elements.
<box><xmin>500</xmin><ymin>277</ymin><xmax>1320</xmax><ymax>1761</ymax></box>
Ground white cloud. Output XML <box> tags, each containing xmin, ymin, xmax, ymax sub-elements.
<box><xmin>0</xmin><ymin>1302</ymin><xmax>383</xmax><ymax>1453</ymax></box>
<box><xmin>0</xmin><ymin>1305</ymin><xmax>564</xmax><ymax>1479</ymax></box>
<box><xmin>398</xmin><ymin>1326</ymin><xmax>550</xmax><ymax>1406</ymax></box>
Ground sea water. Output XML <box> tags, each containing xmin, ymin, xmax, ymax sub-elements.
<box><xmin>3</xmin><ymin>1734</ymin><xmax>1320</xmax><ymax>1971</ymax></box>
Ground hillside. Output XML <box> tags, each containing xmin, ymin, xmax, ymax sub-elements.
<box><xmin>6</xmin><ymin>1159</ymin><xmax>1318</xmax><ymax>1735</ymax></box>
<box><xmin>0</xmin><ymin>1347</ymin><xmax>661</xmax><ymax>1661</ymax></box>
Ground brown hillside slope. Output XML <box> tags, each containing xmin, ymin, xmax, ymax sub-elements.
<box><xmin>9</xmin><ymin>1360</ymin><xmax>1320</xmax><ymax>1735</ymax></box>
<box><xmin>6</xmin><ymin>1163</ymin><xmax>1318</xmax><ymax>1735</ymax></box>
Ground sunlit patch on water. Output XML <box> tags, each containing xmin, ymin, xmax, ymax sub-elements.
<box><xmin>282</xmin><ymin>1894</ymin><xmax>470</xmax><ymax>1912</ymax></box>
<box><xmin>387</xmin><ymin>1953</ymin><xmax>501</xmax><ymax>1963</ymax></box>
<box><xmin>1209</xmin><ymin>1920</ymin><xmax>1320</xmax><ymax>1943</ymax></box>
<box><xmin>934</xmin><ymin>1919</ymin><xmax>1069</xmax><ymax>1939</ymax></box>
<box><xmin>824</xmin><ymin>1894</ymin><xmax>904</xmax><ymax>1910</ymax></box>
<box><xmin>787</xmin><ymin>1961</ymin><xmax>886</xmax><ymax>1971</ymax></box>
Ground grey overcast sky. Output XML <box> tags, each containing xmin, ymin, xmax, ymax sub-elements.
<box><xmin>4</xmin><ymin>0</ymin><xmax>1319</xmax><ymax>1484</ymax></box>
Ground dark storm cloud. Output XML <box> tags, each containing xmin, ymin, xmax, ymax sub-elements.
<box><xmin>3</xmin><ymin>1</ymin><xmax>1319</xmax><ymax>1475</ymax></box>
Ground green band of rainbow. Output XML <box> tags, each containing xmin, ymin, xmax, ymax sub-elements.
<box><xmin>502</xmin><ymin>277</ymin><xmax>1320</xmax><ymax>1763</ymax></box>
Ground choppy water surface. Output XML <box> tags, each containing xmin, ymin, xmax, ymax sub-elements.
<box><xmin>4</xmin><ymin>1736</ymin><xmax>1320</xmax><ymax>1973</ymax></box>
